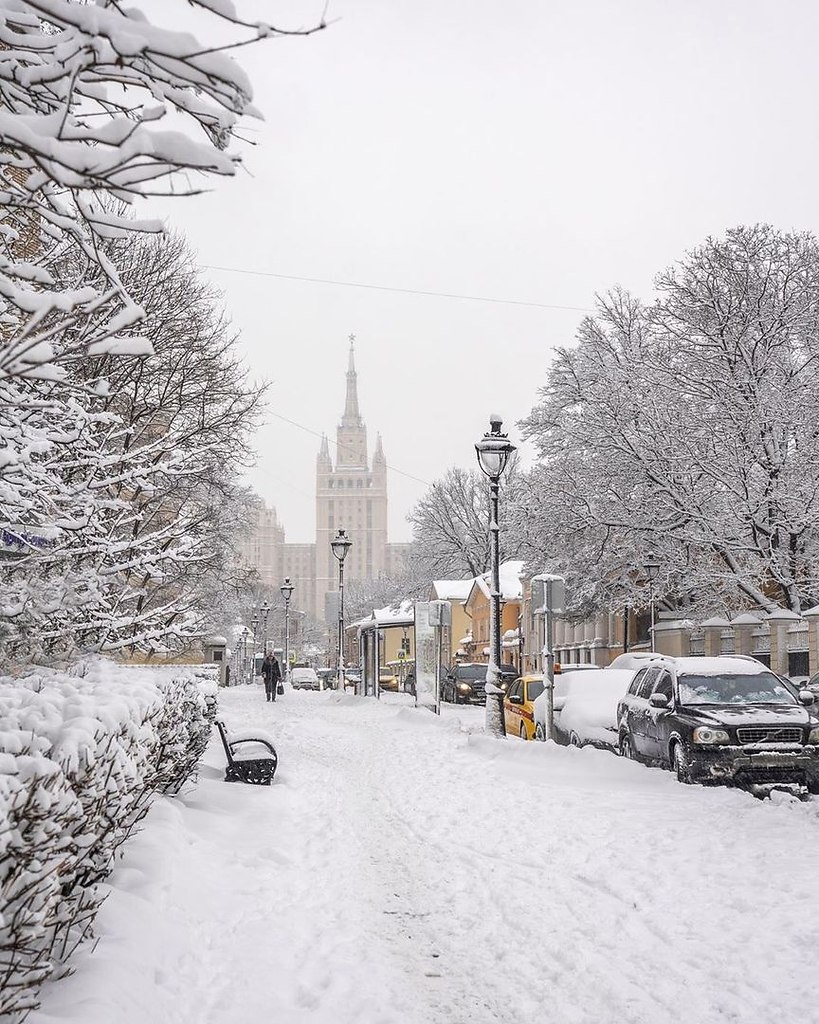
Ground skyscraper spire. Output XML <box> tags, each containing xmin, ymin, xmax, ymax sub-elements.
<box><xmin>343</xmin><ymin>333</ymin><xmax>361</xmax><ymax>425</ymax></box>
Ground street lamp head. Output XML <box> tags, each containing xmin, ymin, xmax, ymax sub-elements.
<box><xmin>280</xmin><ymin>576</ymin><xmax>294</xmax><ymax>602</ymax></box>
<box><xmin>475</xmin><ymin>415</ymin><xmax>517</xmax><ymax>481</ymax></box>
<box><xmin>643</xmin><ymin>558</ymin><xmax>661</xmax><ymax>581</ymax></box>
<box><xmin>331</xmin><ymin>528</ymin><xmax>352</xmax><ymax>564</ymax></box>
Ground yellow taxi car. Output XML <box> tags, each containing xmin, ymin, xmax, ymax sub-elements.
<box><xmin>378</xmin><ymin>669</ymin><xmax>399</xmax><ymax>692</ymax></box>
<box><xmin>503</xmin><ymin>674</ymin><xmax>545</xmax><ymax>740</ymax></box>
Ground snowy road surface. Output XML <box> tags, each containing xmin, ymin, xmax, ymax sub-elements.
<box><xmin>30</xmin><ymin>684</ymin><xmax>819</xmax><ymax>1024</ymax></box>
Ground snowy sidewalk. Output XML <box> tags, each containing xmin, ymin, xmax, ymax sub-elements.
<box><xmin>30</xmin><ymin>684</ymin><xmax>819</xmax><ymax>1024</ymax></box>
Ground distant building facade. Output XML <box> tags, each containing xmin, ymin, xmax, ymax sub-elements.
<box><xmin>241</xmin><ymin>342</ymin><xmax>410</xmax><ymax>620</ymax></box>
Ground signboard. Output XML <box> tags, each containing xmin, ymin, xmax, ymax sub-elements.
<box><xmin>413</xmin><ymin>601</ymin><xmax>438</xmax><ymax>711</ymax></box>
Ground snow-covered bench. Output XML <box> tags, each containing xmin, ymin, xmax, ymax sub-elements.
<box><xmin>215</xmin><ymin>720</ymin><xmax>278</xmax><ymax>785</ymax></box>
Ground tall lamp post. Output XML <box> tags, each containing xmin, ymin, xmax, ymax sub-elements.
<box><xmin>280</xmin><ymin>576</ymin><xmax>294</xmax><ymax>683</ymax></box>
<box><xmin>260</xmin><ymin>600</ymin><xmax>270</xmax><ymax>654</ymax></box>
<box><xmin>475</xmin><ymin>415</ymin><xmax>517</xmax><ymax>738</ymax></box>
<box><xmin>331</xmin><ymin>528</ymin><xmax>352</xmax><ymax>691</ymax></box>
<box><xmin>643</xmin><ymin>556</ymin><xmax>661</xmax><ymax>652</ymax></box>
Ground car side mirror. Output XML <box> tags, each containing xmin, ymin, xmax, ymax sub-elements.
<box><xmin>649</xmin><ymin>692</ymin><xmax>670</xmax><ymax>709</ymax></box>
<box><xmin>799</xmin><ymin>690</ymin><xmax>815</xmax><ymax>706</ymax></box>
<box><xmin>509</xmin><ymin>694</ymin><xmax>524</xmax><ymax>705</ymax></box>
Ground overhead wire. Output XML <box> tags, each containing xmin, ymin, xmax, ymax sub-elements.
<box><xmin>200</xmin><ymin>263</ymin><xmax>595</xmax><ymax>314</ymax></box>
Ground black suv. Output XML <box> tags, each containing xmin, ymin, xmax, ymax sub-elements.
<box><xmin>617</xmin><ymin>656</ymin><xmax>819</xmax><ymax>792</ymax></box>
<box><xmin>442</xmin><ymin>663</ymin><xmax>517</xmax><ymax>705</ymax></box>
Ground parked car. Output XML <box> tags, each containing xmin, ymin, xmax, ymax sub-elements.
<box><xmin>290</xmin><ymin>667</ymin><xmax>321</xmax><ymax>691</ymax></box>
<box><xmin>442</xmin><ymin>663</ymin><xmax>518</xmax><ymax>705</ymax></box>
<box><xmin>503</xmin><ymin>675</ymin><xmax>545</xmax><ymax>739</ymax></box>
<box><xmin>532</xmin><ymin>669</ymin><xmax>606</xmax><ymax>742</ymax></box>
<box><xmin>556</xmin><ymin>669</ymin><xmax>636</xmax><ymax>749</ymax></box>
<box><xmin>343</xmin><ymin>669</ymin><xmax>361</xmax><ymax>690</ymax></box>
<box><xmin>379</xmin><ymin>670</ymin><xmax>399</xmax><ymax>692</ymax></box>
<box><xmin>616</xmin><ymin>655</ymin><xmax>819</xmax><ymax>792</ymax></box>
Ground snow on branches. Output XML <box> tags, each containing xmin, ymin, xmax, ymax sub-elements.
<box><xmin>0</xmin><ymin>660</ymin><xmax>218</xmax><ymax>1019</ymax></box>
<box><xmin>520</xmin><ymin>225</ymin><xmax>819</xmax><ymax>616</ymax></box>
<box><xmin>0</xmin><ymin>0</ymin><xmax>322</xmax><ymax>372</ymax></box>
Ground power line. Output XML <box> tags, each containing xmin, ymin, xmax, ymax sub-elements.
<box><xmin>200</xmin><ymin>263</ymin><xmax>594</xmax><ymax>313</ymax></box>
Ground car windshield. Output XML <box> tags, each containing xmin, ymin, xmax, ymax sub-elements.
<box><xmin>677</xmin><ymin>672</ymin><xmax>797</xmax><ymax>706</ymax></box>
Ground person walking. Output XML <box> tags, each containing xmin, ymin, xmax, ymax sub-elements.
<box><xmin>261</xmin><ymin>651</ymin><xmax>282</xmax><ymax>702</ymax></box>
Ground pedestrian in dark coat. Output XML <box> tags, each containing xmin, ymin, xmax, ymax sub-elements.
<box><xmin>261</xmin><ymin>652</ymin><xmax>281</xmax><ymax>702</ymax></box>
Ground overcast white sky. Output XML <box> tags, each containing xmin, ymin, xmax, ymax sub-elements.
<box><xmin>149</xmin><ymin>0</ymin><xmax>819</xmax><ymax>543</ymax></box>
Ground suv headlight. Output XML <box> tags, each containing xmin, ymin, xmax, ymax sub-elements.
<box><xmin>692</xmin><ymin>726</ymin><xmax>730</xmax><ymax>745</ymax></box>
<box><xmin>808</xmin><ymin>727</ymin><xmax>819</xmax><ymax>745</ymax></box>
<box><xmin>458</xmin><ymin>682</ymin><xmax>471</xmax><ymax>693</ymax></box>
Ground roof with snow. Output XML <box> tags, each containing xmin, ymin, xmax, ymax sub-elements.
<box><xmin>431</xmin><ymin>579</ymin><xmax>474</xmax><ymax>602</ymax></box>
<box><xmin>468</xmin><ymin>560</ymin><xmax>525</xmax><ymax>604</ymax></box>
<box><xmin>352</xmin><ymin>600</ymin><xmax>415</xmax><ymax>630</ymax></box>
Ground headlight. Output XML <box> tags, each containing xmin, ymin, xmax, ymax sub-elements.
<box><xmin>692</xmin><ymin>726</ymin><xmax>730</xmax><ymax>745</ymax></box>
<box><xmin>458</xmin><ymin>682</ymin><xmax>471</xmax><ymax>692</ymax></box>
<box><xmin>808</xmin><ymin>727</ymin><xmax>819</xmax><ymax>745</ymax></box>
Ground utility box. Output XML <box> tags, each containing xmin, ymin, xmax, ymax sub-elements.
<box><xmin>203</xmin><ymin>635</ymin><xmax>228</xmax><ymax>687</ymax></box>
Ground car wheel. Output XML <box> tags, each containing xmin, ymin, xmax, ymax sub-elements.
<box><xmin>619</xmin><ymin>733</ymin><xmax>635</xmax><ymax>759</ymax></box>
<box><xmin>519</xmin><ymin>723</ymin><xmax>527</xmax><ymax>741</ymax></box>
<box><xmin>673</xmin><ymin>742</ymin><xmax>693</xmax><ymax>784</ymax></box>
<box><xmin>569</xmin><ymin>732</ymin><xmax>583</xmax><ymax>748</ymax></box>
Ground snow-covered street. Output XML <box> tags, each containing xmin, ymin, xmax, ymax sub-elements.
<box><xmin>29</xmin><ymin>685</ymin><xmax>819</xmax><ymax>1024</ymax></box>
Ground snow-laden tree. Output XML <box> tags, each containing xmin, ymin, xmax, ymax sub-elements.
<box><xmin>407</xmin><ymin>464</ymin><xmax>523</xmax><ymax>581</ymax></box>
<box><xmin>0</xmin><ymin>0</ymin><xmax>323</xmax><ymax>375</ymax></box>
<box><xmin>1</xmin><ymin>232</ymin><xmax>266</xmax><ymax>657</ymax></box>
<box><xmin>0</xmin><ymin>1</ymin><xmax>322</xmax><ymax>657</ymax></box>
<box><xmin>520</xmin><ymin>225</ymin><xmax>819</xmax><ymax>615</ymax></box>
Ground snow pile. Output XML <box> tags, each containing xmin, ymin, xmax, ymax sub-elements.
<box><xmin>0</xmin><ymin>660</ymin><xmax>217</xmax><ymax>1020</ymax></box>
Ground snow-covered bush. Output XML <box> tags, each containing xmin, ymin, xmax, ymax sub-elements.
<box><xmin>0</xmin><ymin>661</ymin><xmax>218</xmax><ymax>1020</ymax></box>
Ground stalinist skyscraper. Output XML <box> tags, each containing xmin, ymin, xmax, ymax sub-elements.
<box><xmin>241</xmin><ymin>339</ymin><xmax>410</xmax><ymax>621</ymax></box>
<box><xmin>314</xmin><ymin>338</ymin><xmax>390</xmax><ymax>617</ymax></box>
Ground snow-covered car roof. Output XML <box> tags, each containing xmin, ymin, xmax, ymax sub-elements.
<box><xmin>672</xmin><ymin>656</ymin><xmax>770</xmax><ymax>676</ymax></box>
<box><xmin>608</xmin><ymin>651</ymin><xmax>666</xmax><ymax>671</ymax></box>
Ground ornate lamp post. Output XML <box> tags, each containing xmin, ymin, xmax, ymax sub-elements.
<box><xmin>251</xmin><ymin>612</ymin><xmax>259</xmax><ymax>671</ymax></box>
<box><xmin>643</xmin><ymin>556</ymin><xmax>661</xmax><ymax>652</ymax></box>
<box><xmin>280</xmin><ymin>576</ymin><xmax>294</xmax><ymax>683</ymax></box>
<box><xmin>331</xmin><ymin>528</ymin><xmax>352</xmax><ymax>691</ymax></box>
<box><xmin>475</xmin><ymin>414</ymin><xmax>517</xmax><ymax>738</ymax></box>
<box><xmin>260</xmin><ymin>600</ymin><xmax>270</xmax><ymax>654</ymax></box>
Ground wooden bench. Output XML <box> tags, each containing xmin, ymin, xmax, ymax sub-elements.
<box><xmin>215</xmin><ymin>720</ymin><xmax>278</xmax><ymax>785</ymax></box>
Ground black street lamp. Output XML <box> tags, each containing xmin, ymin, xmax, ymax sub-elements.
<box><xmin>280</xmin><ymin>576</ymin><xmax>294</xmax><ymax>683</ymax></box>
<box><xmin>475</xmin><ymin>414</ymin><xmax>517</xmax><ymax>738</ymax></box>
<box><xmin>643</xmin><ymin>556</ymin><xmax>661</xmax><ymax>652</ymax></box>
<box><xmin>260</xmin><ymin>600</ymin><xmax>270</xmax><ymax>654</ymax></box>
<box><xmin>331</xmin><ymin>528</ymin><xmax>352</xmax><ymax>690</ymax></box>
